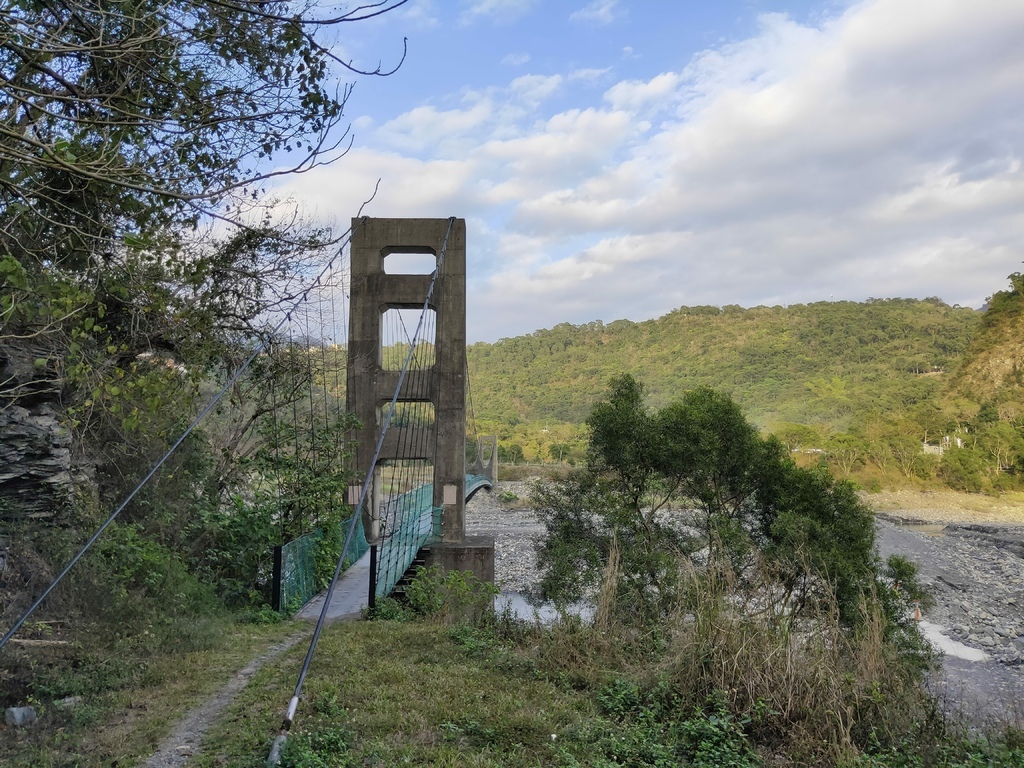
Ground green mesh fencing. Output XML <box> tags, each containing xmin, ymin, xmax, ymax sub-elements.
<box><xmin>375</xmin><ymin>484</ymin><xmax>439</xmax><ymax>598</ymax></box>
<box><xmin>277</xmin><ymin>531</ymin><xmax>318</xmax><ymax>613</ymax></box>
<box><xmin>274</xmin><ymin>513</ymin><xmax>369</xmax><ymax>612</ymax></box>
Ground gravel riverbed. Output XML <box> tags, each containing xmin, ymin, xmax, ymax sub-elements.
<box><xmin>466</xmin><ymin>481</ymin><xmax>543</xmax><ymax>595</ymax></box>
<box><xmin>467</xmin><ymin>481</ymin><xmax>1024</xmax><ymax>725</ymax></box>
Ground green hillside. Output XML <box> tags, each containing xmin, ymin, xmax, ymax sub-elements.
<box><xmin>949</xmin><ymin>274</ymin><xmax>1024</xmax><ymax>411</ymax></box>
<box><xmin>468</xmin><ymin>281</ymin><xmax>1024</xmax><ymax>494</ymax></box>
<box><xmin>469</xmin><ymin>298</ymin><xmax>979</xmax><ymax>434</ymax></box>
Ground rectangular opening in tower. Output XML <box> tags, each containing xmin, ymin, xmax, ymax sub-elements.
<box><xmin>383</xmin><ymin>251</ymin><xmax>438</xmax><ymax>275</ymax></box>
<box><xmin>381</xmin><ymin>307</ymin><xmax>437</xmax><ymax>371</ymax></box>
<box><xmin>377</xmin><ymin>401</ymin><xmax>435</xmax><ymax>429</ymax></box>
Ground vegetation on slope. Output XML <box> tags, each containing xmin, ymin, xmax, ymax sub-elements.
<box><xmin>470</xmin><ymin>280</ymin><xmax>1024</xmax><ymax>495</ymax></box>
<box><xmin>949</xmin><ymin>273</ymin><xmax>1024</xmax><ymax>407</ymax></box>
<box><xmin>469</xmin><ymin>298</ymin><xmax>978</xmax><ymax>431</ymax></box>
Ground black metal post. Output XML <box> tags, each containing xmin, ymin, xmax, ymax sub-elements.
<box><xmin>368</xmin><ymin>544</ymin><xmax>378</xmax><ymax>610</ymax></box>
<box><xmin>272</xmin><ymin>545</ymin><xmax>283</xmax><ymax>612</ymax></box>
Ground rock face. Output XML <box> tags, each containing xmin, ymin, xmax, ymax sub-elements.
<box><xmin>0</xmin><ymin>343</ymin><xmax>88</xmax><ymax>523</ymax></box>
<box><xmin>0</xmin><ymin>404</ymin><xmax>76</xmax><ymax>521</ymax></box>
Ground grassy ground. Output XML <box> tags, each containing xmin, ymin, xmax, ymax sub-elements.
<box><xmin>0</xmin><ymin>617</ymin><xmax>302</xmax><ymax>767</ymax></box>
<box><xmin>195</xmin><ymin>621</ymin><xmax>602</xmax><ymax>767</ymax></box>
<box><xmin>193</xmin><ymin>614</ymin><xmax>1024</xmax><ymax>768</ymax></box>
<box><xmin>5</xmin><ymin>610</ymin><xmax>1024</xmax><ymax>767</ymax></box>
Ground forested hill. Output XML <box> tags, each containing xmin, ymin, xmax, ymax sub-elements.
<box><xmin>949</xmin><ymin>274</ymin><xmax>1024</xmax><ymax>409</ymax></box>
<box><xmin>467</xmin><ymin>298</ymin><xmax>980</xmax><ymax>432</ymax></box>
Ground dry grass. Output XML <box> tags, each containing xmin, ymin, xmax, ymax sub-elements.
<box><xmin>864</xmin><ymin>489</ymin><xmax>1024</xmax><ymax>524</ymax></box>
<box><xmin>518</xmin><ymin>548</ymin><xmax>937</xmax><ymax>765</ymax></box>
<box><xmin>659</xmin><ymin>560</ymin><xmax>928</xmax><ymax>762</ymax></box>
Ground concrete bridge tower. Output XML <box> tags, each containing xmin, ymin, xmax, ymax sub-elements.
<box><xmin>347</xmin><ymin>217</ymin><xmax>494</xmax><ymax>585</ymax></box>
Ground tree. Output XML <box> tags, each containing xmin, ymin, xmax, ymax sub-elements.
<box><xmin>773</xmin><ymin>422</ymin><xmax>821</xmax><ymax>452</ymax></box>
<box><xmin>548</xmin><ymin>442</ymin><xmax>570</xmax><ymax>463</ymax></box>
<box><xmin>1</xmin><ymin>0</ymin><xmax>407</xmax><ymax>370</ymax></box>
<box><xmin>0</xmin><ymin>0</ymin><xmax>407</xmax><ymax>506</ymax></box>
<box><xmin>826</xmin><ymin>433</ymin><xmax>866</xmax><ymax>478</ymax></box>
<box><xmin>976</xmin><ymin>421</ymin><xmax>1023</xmax><ymax>477</ymax></box>
<box><xmin>939</xmin><ymin>446</ymin><xmax>986</xmax><ymax>493</ymax></box>
<box><xmin>535</xmin><ymin>376</ymin><xmax>877</xmax><ymax>627</ymax></box>
<box><xmin>1</xmin><ymin>0</ymin><xmax>407</xmax><ymax>265</ymax></box>
<box><xmin>498</xmin><ymin>442</ymin><xmax>524</xmax><ymax>465</ymax></box>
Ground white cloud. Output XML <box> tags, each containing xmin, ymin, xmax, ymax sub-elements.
<box><xmin>278</xmin><ymin>0</ymin><xmax>1024</xmax><ymax>340</ymax></box>
<box><xmin>374</xmin><ymin>100</ymin><xmax>494</xmax><ymax>154</ymax></box>
<box><xmin>603</xmin><ymin>72</ymin><xmax>681</xmax><ymax>112</ymax></box>
<box><xmin>502</xmin><ymin>52</ymin><xmax>530</xmax><ymax>66</ymax></box>
<box><xmin>509</xmin><ymin>73</ymin><xmax>563</xmax><ymax>104</ymax></box>
<box><xmin>459</xmin><ymin>0</ymin><xmax>537</xmax><ymax>24</ymax></box>
<box><xmin>396</xmin><ymin>0</ymin><xmax>440</xmax><ymax>28</ymax></box>
<box><xmin>569</xmin><ymin>67</ymin><xmax>611</xmax><ymax>82</ymax></box>
<box><xmin>570</xmin><ymin>0</ymin><xmax>619</xmax><ymax>26</ymax></box>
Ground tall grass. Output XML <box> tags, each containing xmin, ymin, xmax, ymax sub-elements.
<box><xmin>512</xmin><ymin>546</ymin><xmax>954</xmax><ymax>765</ymax></box>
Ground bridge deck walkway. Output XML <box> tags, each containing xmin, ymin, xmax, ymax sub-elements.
<box><xmin>294</xmin><ymin>473</ymin><xmax>494</xmax><ymax>621</ymax></box>
<box><xmin>295</xmin><ymin>549</ymin><xmax>371</xmax><ymax>622</ymax></box>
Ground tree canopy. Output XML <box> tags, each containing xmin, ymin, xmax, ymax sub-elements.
<box><xmin>0</xmin><ymin>0</ymin><xmax>406</xmax><ymax>510</ymax></box>
<box><xmin>1</xmin><ymin>0</ymin><xmax>406</xmax><ymax>262</ymax></box>
<box><xmin>535</xmin><ymin>375</ymin><xmax>877</xmax><ymax>627</ymax></box>
<box><xmin>1</xmin><ymin>1</ymin><xmax>407</xmax><ymax>374</ymax></box>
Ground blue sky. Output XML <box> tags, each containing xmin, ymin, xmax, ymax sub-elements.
<box><xmin>273</xmin><ymin>0</ymin><xmax>1024</xmax><ymax>342</ymax></box>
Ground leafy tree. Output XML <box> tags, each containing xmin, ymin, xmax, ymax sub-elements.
<box><xmin>773</xmin><ymin>422</ymin><xmax>821</xmax><ymax>451</ymax></box>
<box><xmin>886</xmin><ymin>431</ymin><xmax>928</xmax><ymax>480</ymax></box>
<box><xmin>1</xmin><ymin>0</ymin><xmax>407</xmax><ymax>265</ymax></box>
<box><xmin>498</xmin><ymin>442</ymin><xmax>524</xmax><ymax>464</ymax></box>
<box><xmin>548</xmin><ymin>442</ymin><xmax>570</xmax><ymax>463</ymax></box>
<box><xmin>826</xmin><ymin>433</ymin><xmax>867</xmax><ymax>478</ymax></box>
<box><xmin>976</xmin><ymin>421</ymin><xmax>1023</xmax><ymax>477</ymax></box>
<box><xmin>0</xmin><ymin>2</ymin><xmax>405</xmax><ymax>627</ymax></box>
<box><xmin>0</xmin><ymin>0</ymin><xmax>406</xmax><ymax>378</ymax></box>
<box><xmin>0</xmin><ymin>0</ymin><xmax>406</xmax><ymax>499</ymax></box>
<box><xmin>535</xmin><ymin>376</ymin><xmax>877</xmax><ymax>627</ymax></box>
<box><xmin>939</xmin><ymin>446</ymin><xmax>986</xmax><ymax>493</ymax></box>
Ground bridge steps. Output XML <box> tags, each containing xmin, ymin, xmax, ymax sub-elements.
<box><xmin>390</xmin><ymin>547</ymin><xmax>431</xmax><ymax>599</ymax></box>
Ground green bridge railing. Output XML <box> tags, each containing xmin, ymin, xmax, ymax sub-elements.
<box><xmin>272</xmin><ymin>512</ymin><xmax>369</xmax><ymax>612</ymax></box>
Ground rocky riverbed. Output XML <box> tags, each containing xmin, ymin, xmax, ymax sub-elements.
<box><xmin>467</xmin><ymin>481</ymin><xmax>1024</xmax><ymax>725</ymax></box>
<box><xmin>466</xmin><ymin>481</ymin><xmax>543</xmax><ymax>595</ymax></box>
<box><xmin>874</xmin><ymin>516</ymin><xmax>1024</xmax><ymax>724</ymax></box>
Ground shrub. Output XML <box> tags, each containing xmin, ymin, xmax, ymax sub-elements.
<box><xmin>939</xmin><ymin>447</ymin><xmax>986</xmax><ymax>493</ymax></box>
<box><xmin>404</xmin><ymin>565</ymin><xmax>498</xmax><ymax>625</ymax></box>
<box><xmin>536</xmin><ymin>375</ymin><xmax>880</xmax><ymax>629</ymax></box>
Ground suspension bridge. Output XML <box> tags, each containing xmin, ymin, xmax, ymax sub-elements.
<box><xmin>260</xmin><ymin>217</ymin><xmax>498</xmax><ymax>624</ymax></box>
<box><xmin>0</xmin><ymin>216</ymin><xmax>499</xmax><ymax>754</ymax></box>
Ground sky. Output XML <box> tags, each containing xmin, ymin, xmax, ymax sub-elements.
<box><xmin>271</xmin><ymin>0</ymin><xmax>1024</xmax><ymax>342</ymax></box>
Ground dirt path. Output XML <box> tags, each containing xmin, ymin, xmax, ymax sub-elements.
<box><xmin>142</xmin><ymin>630</ymin><xmax>308</xmax><ymax>767</ymax></box>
